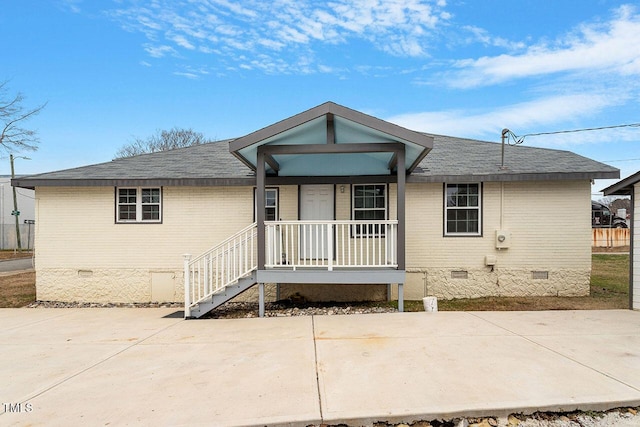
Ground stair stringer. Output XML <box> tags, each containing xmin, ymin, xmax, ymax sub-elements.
<box><xmin>189</xmin><ymin>271</ymin><xmax>257</xmax><ymax>318</ymax></box>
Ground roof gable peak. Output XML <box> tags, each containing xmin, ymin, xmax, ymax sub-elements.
<box><xmin>229</xmin><ymin>101</ymin><xmax>433</xmax><ymax>175</ymax></box>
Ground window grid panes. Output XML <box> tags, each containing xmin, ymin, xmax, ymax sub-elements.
<box><xmin>265</xmin><ymin>189</ymin><xmax>278</xmax><ymax>221</ymax></box>
<box><xmin>118</xmin><ymin>189</ymin><xmax>137</xmax><ymax>221</ymax></box>
<box><xmin>445</xmin><ymin>184</ymin><xmax>480</xmax><ymax>235</ymax></box>
<box><xmin>352</xmin><ymin>184</ymin><xmax>386</xmax><ymax>236</ymax></box>
<box><xmin>141</xmin><ymin>188</ymin><xmax>161</xmax><ymax>221</ymax></box>
<box><xmin>117</xmin><ymin>187</ymin><xmax>161</xmax><ymax>223</ymax></box>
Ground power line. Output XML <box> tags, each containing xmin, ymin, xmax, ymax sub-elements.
<box><xmin>601</xmin><ymin>158</ymin><xmax>640</xmax><ymax>163</ymax></box>
<box><xmin>522</xmin><ymin>122</ymin><xmax>640</xmax><ymax>138</ymax></box>
<box><xmin>503</xmin><ymin>122</ymin><xmax>640</xmax><ymax>145</ymax></box>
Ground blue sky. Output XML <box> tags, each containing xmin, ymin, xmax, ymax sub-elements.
<box><xmin>2</xmin><ymin>0</ymin><xmax>640</xmax><ymax>195</ymax></box>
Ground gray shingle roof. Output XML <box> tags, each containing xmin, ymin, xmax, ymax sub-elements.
<box><xmin>412</xmin><ymin>134</ymin><xmax>619</xmax><ymax>182</ymax></box>
<box><xmin>13</xmin><ymin>134</ymin><xmax>618</xmax><ymax>188</ymax></box>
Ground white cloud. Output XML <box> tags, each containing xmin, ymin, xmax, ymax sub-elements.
<box><xmin>144</xmin><ymin>44</ymin><xmax>176</xmax><ymax>58</ymax></box>
<box><xmin>173</xmin><ymin>71</ymin><xmax>199</xmax><ymax>79</ymax></box>
<box><xmin>462</xmin><ymin>25</ymin><xmax>526</xmax><ymax>51</ymax></box>
<box><xmin>387</xmin><ymin>93</ymin><xmax>620</xmax><ymax>139</ymax></box>
<box><xmin>58</xmin><ymin>0</ymin><xmax>82</xmax><ymax>13</ymax></box>
<box><xmin>390</xmin><ymin>4</ymin><xmax>640</xmax><ymax>153</ymax></box>
<box><xmin>171</xmin><ymin>34</ymin><xmax>195</xmax><ymax>50</ymax></box>
<box><xmin>444</xmin><ymin>5</ymin><xmax>640</xmax><ymax>88</ymax></box>
<box><xmin>105</xmin><ymin>0</ymin><xmax>450</xmax><ymax>73</ymax></box>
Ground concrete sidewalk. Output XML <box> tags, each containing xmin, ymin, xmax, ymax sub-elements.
<box><xmin>1</xmin><ymin>309</ymin><xmax>639</xmax><ymax>426</ymax></box>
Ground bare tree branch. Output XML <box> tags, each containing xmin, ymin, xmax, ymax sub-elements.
<box><xmin>115</xmin><ymin>127</ymin><xmax>208</xmax><ymax>158</ymax></box>
<box><xmin>0</xmin><ymin>81</ymin><xmax>47</xmax><ymax>153</ymax></box>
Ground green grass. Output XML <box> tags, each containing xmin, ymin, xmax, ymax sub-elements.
<box><xmin>591</xmin><ymin>254</ymin><xmax>630</xmax><ymax>296</ymax></box>
<box><xmin>384</xmin><ymin>254</ymin><xmax>630</xmax><ymax>312</ymax></box>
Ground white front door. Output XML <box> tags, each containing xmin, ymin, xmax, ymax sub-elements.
<box><xmin>300</xmin><ymin>184</ymin><xmax>334</xmax><ymax>259</ymax></box>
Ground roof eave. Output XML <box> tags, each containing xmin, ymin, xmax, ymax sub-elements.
<box><xmin>407</xmin><ymin>170</ymin><xmax>620</xmax><ymax>184</ymax></box>
<box><xmin>11</xmin><ymin>177</ymin><xmax>257</xmax><ymax>189</ymax></box>
<box><xmin>602</xmin><ymin>170</ymin><xmax>640</xmax><ymax>196</ymax></box>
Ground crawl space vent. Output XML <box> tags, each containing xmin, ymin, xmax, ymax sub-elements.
<box><xmin>451</xmin><ymin>271</ymin><xmax>468</xmax><ymax>279</ymax></box>
<box><xmin>532</xmin><ymin>271</ymin><xmax>549</xmax><ymax>280</ymax></box>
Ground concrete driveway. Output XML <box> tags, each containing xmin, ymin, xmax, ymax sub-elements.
<box><xmin>1</xmin><ymin>309</ymin><xmax>639</xmax><ymax>426</ymax></box>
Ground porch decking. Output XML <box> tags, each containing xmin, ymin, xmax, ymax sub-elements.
<box><xmin>184</xmin><ymin>220</ymin><xmax>405</xmax><ymax>318</ymax></box>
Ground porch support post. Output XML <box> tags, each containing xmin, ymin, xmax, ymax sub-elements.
<box><xmin>396</xmin><ymin>146</ymin><xmax>406</xmax><ymax>270</ymax></box>
<box><xmin>259</xmin><ymin>283</ymin><xmax>265</xmax><ymax>317</ymax></box>
<box><xmin>257</xmin><ymin>148</ymin><xmax>266</xmax><ymax>271</ymax></box>
<box><xmin>396</xmin><ymin>146</ymin><xmax>406</xmax><ymax>313</ymax></box>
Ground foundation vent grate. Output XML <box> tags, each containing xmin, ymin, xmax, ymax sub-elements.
<box><xmin>532</xmin><ymin>271</ymin><xmax>549</xmax><ymax>280</ymax></box>
<box><xmin>451</xmin><ymin>270</ymin><xmax>468</xmax><ymax>279</ymax></box>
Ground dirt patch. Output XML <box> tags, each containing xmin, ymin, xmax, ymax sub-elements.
<box><xmin>0</xmin><ymin>271</ymin><xmax>35</xmax><ymax>307</ymax></box>
<box><xmin>0</xmin><ymin>250</ymin><xmax>34</xmax><ymax>260</ymax></box>
<box><xmin>592</xmin><ymin>245</ymin><xmax>629</xmax><ymax>253</ymax></box>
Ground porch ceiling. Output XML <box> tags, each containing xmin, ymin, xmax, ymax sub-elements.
<box><xmin>229</xmin><ymin>102</ymin><xmax>433</xmax><ymax>177</ymax></box>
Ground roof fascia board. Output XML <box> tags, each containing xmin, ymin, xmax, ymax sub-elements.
<box><xmin>230</xmin><ymin>149</ymin><xmax>257</xmax><ymax>172</ymax></box>
<box><xmin>602</xmin><ymin>170</ymin><xmax>640</xmax><ymax>195</ymax></box>
<box><xmin>407</xmin><ymin>170</ymin><xmax>620</xmax><ymax>183</ymax></box>
<box><xmin>408</xmin><ymin>144</ymin><xmax>432</xmax><ymax>172</ymax></box>
<box><xmin>15</xmin><ymin>170</ymin><xmax>617</xmax><ymax>189</ymax></box>
<box><xmin>11</xmin><ymin>177</ymin><xmax>257</xmax><ymax>189</ymax></box>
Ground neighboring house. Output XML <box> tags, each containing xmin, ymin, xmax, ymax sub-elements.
<box><xmin>0</xmin><ymin>176</ymin><xmax>36</xmax><ymax>250</ymax></box>
<box><xmin>14</xmin><ymin>102</ymin><xmax>619</xmax><ymax>317</ymax></box>
<box><xmin>603</xmin><ymin>172</ymin><xmax>639</xmax><ymax>311</ymax></box>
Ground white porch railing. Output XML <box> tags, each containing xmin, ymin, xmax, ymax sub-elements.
<box><xmin>265</xmin><ymin>220</ymin><xmax>398</xmax><ymax>270</ymax></box>
<box><xmin>184</xmin><ymin>223</ymin><xmax>257</xmax><ymax>316</ymax></box>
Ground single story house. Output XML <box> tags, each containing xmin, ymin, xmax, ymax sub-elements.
<box><xmin>603</xmin><ymin>172</ymin><xmax>639</xmax><ymax>310</ymax></box>
<box><xmin>14</xmin><ymin>102</ymin><xmax>619</xmax><ymax>317</ymax></box>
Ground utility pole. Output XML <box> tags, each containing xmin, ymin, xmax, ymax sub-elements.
<box><xmin>10</xmin><ymin>154</ymin><xmax>22</xmax><ymax>252</ymax></box>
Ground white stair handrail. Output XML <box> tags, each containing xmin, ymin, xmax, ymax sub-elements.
<box><xmin>184</xmin><ymin>223</ymin><xmax>257</xmax><ymax>317</ymax></box>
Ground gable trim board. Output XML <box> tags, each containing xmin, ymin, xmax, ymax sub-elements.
<box><xmin>16</xmin><ymin>102</ymin><xmax>619</xmax><ymax>306</ymax></box>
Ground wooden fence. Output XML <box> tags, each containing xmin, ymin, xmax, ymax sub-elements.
<box><xmin>592</xmin><ymin>228</ymin><xmax>630</xmax><ymax>248</ymax></box>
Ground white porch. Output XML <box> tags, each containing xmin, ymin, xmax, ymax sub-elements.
<box><xmin>184</xmin><ymin>102</ymin><xmax>433</xmax><ymax>318</ymax></box>
<box><xmin>183</xmin><ymin>219</ymin><xmax>404</xmax><ymax>318</ymax></box>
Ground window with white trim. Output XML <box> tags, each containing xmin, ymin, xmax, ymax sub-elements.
<box><xmin>116</xmin><ymin>187</ymin><xmax>162</xmax><ymax>223</ymax></box>
<box><xmin>352</xmin><ymin>184</ymin><xmax>387</xmax><ymax>236</ymax></box>
<box><xmin>254</xmin><ymin>188</ymin><xmax>279</xmax><ymax>221</ymax></box>
<box><xmin>445</xmin><ymin>183</ymin><xmax>481</xmax><ymax>235</ymax></box>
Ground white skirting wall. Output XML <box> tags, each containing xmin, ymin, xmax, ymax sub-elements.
<box><xmin>36</xmin><ymin>267</ymin><xmax>589</xmax><ymax>304</ymax></box>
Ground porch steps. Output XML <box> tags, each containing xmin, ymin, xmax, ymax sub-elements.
<box><xmin>188</xmin><ymin>271</ymin><xmax>257</xmax><ymax>318</ymax></box>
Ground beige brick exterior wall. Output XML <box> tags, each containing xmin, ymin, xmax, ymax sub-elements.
<box><xmin>35</xmin><ymin>180</ymin><xmax>592</xmax><ymax>304</ymax></box>
<box><xmin>35</xmin><ymin>185</ymin><xmax>296</xmax><ymax>303</ymax></box>
<box><xmin>398</xmin><ymin>180</ymin><xmax>592</xmax><ymax>299</ymax></box>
